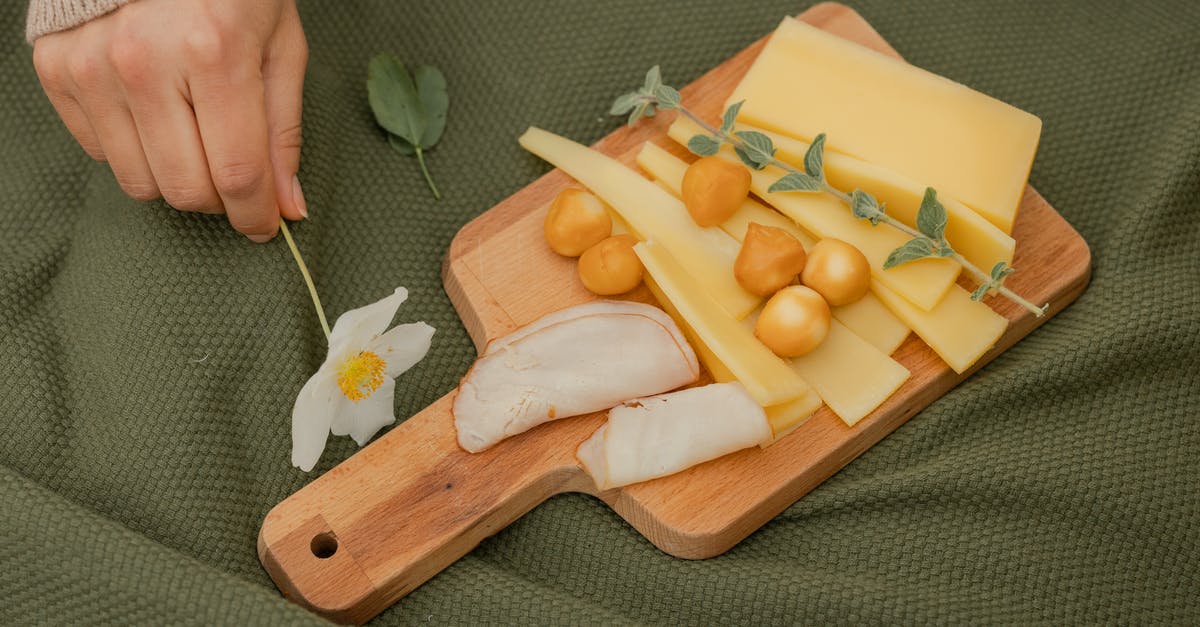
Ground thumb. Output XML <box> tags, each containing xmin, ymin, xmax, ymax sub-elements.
<box><xmin>263</xmin><ymin>5</ymin><xmax>309</xmax><ymax>221</ymax></box>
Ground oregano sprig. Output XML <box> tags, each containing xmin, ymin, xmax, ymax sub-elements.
<box><xmin>611</xmin><ymin>66</ymin><xmax>1048</xmax><ymax>317</ymax></box>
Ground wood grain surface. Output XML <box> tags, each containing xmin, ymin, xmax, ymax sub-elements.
<box><xmin>258</xmin><ymin>3</ymin><xmax>1091</xmax><ymax>623</ymax></box>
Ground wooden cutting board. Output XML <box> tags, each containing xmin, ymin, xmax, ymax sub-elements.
<box><xmin>258</xmin><ymin>3</ymin><xmax>1091</xmax><ymax>623</ymax></box>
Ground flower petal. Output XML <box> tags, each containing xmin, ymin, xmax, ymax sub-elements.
<box><xmin>291</xmin><ymin>368</ymin><xmax>340</xmax><ymax>472</ymax></box>
<box><xmin>328</xmin><ymin>393</ymin><xmax>357</xmax><ymax>437</ymax></box>
<box><xmin>328</xmin><ymin>287</ymin><xmax>409</xmax><ymax>350</ymax></box>
<box><xmin>369</xmin><ymin>321</ymin><xmax>436</xmax><ymax>377</ymax></box>
<box><xmin>349</xmin><ymin>377</ymin><xmax>396</xmax><ymax>446</ymax></box>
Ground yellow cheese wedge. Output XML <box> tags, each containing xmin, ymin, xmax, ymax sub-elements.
<box><xmin>735</xmin><ymin>124</ymin><xmax>1016</xmax><ymax>272</ymax></box>
<box><xmin>872</xmin><ymin>280</ymin><xmax>1007</xmax><ymax>373</ymax></box>
<box><xmin>636</xmin><ymin>141</ymin><xmax>910</xmax><ymax>355</ymax></box>
<box><xmin>724</xmin><ymin>19</ymin><xmax>1046</xmax><ymax>234</ymax></box>
<box><xmin>519</xmin><ymin>127</ymin><xmax>760</xmax><ymax>319</ymax></box>
<box><xmin>634</xmin><ymin>240</ymin><xmax>810</xmax><ymax>407</ymax></box>
<box><xmin>644</xmin><ymin>274</ymin><xmax>821</xmax><ymax>441</ymax></box>
<box><xmin>727</xmin><ymin>17</ymin><xmax>1041</xmax><ymax>233</ymax></box>
<box><xmin>667</xmin><ymin>120</ymin><xmax>960</xmax><ymax>311</ymax></box>
<box><xmin>741</xmin><ymin>312</ymin><xmax>909</xmax><ymax>427</ymax></box>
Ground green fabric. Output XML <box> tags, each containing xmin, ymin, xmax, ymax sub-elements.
<box><xmin>2</xmin><ymin>0</ymin><xmax>1197</xmax><ymax>623</ymax></box>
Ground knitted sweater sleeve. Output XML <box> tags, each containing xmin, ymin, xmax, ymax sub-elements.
<box><xmin>26</xmin><ymin>0</ymin><xmax>132</xmax><ymax>42</ymax></box>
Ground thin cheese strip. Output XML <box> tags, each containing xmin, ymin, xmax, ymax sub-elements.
<box><xmin>728</xmin><ymin>17</ymin><xmax>1040</xmax><ymax>233</ymax></box>
<box><xmin>667</xmin><ymin>119</ymin><xmax>960</xmax><ymax>311</ymax></box>
<box><xmin>519</xmin><ymin>127</ymin><xmax>759</xmax><ymax>319</ymax></box>
<box><xmin>740</xmin><ymin>311</ymin><xmax>909</xmax><ymax>427</ymax></box>
<box><xmin>637</xmin><ymin>141</ymin><xmax>911</xmax><ymax>354</ymax></box>
<box><xmin>634</xmin><ymin>241</ymin><xmax>810</xmax><ymax>407</ymax></box>
<box><xmin>872</xmin><ymin>280</ymin><xmax>1007</xmax><ymax>374</ymax></box>
<box><xmin>736</xmin><ymin>124</ymin><xmax>1015</xmax><ymax>272</ymax></box>
<box><xmin>644</xmin><ymin>274</ymin><xmax>820</xmax><ymax>441</ymax></box>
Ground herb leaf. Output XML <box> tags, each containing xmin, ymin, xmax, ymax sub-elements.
<box><xmin>850</xmin><ymin>189</ymin><xmax>884</xmax><ymax>225</ymax></box>
<box><xmin>970</xmin><ymin>283</ymin><xmax>992</xmax><ymax>301</ymax></box>
<box><xmin>883</xmin><ymin>238</ymin><xmax>936</xmax><ymax>269</ymax></box>
<box><xmin>367</xmin><ymin>53</ymin><xmax>448</xmax><ymax>199</ymax></box>
<box><xmin>610</xmin><ymin>92</ymin><xmax>640</xmax><ymax>116</ymax></box>
<box><xmin>368</xmin><ymin>53</ymin><xmax>425</xmax><ymax>146</ymax></box>
<box><xmin>654</xmin><ymin>85</ymin><xmax>681</xmax><ymax>110</ymax></box>
<box><xmin>916</xmin><ymin>187</ymin><xmax>947</xmax><ymax>241</ymax></box>
<box><xmin>768</xmin><ymin>171</ymin><xmax>821</xmax><ymax>193</ymax></box>
<box><xmin>688</xmin><ymin>134</ymin><xmax>721</xmax><ymax>157</ymax></box>
<box><xmin>414</xmin><ymin>66</ymin><xmax>448</xmax><ymax>148</ymax></box>
<box><xmin>721</xmin><ymin>101</ymin><xmax>744</xmax><ymax>134</ymax></box>
<box><xmin>991</xmin><ymin>261</ymin><xmax>1015</xmax><ymax>281</ymax></box>
<box><xmin>804</xmin><ymin>133</ymin><xmax>826</xmax><ymax>182</ymax></box>
<box><xmin>732</xmin><ymin>130</ymin><xmax>775</xmax><ymax>169</ymax></box>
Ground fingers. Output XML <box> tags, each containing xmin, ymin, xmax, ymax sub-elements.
<box><xmin>32</xmin><ymin>38</ymin><xmax>104</xmax><ymax>160</ymax></box>
<box><xmin>124</xmin><ymin>84</ymin><xmax>223</xmax><ymax>214</ymax></box>
<box><xmin>263</xmin><ymin>3</ymin><xmax>309</xmax><ymax>221</ymax></box>
<box><xmin>69</xmin><ymin>53</ymin><xmax>159</xmax><ymax>201</ymax></box>
<box><xmin>191</xmin><ymin>47</ymin><xmax>279</xmax><ymax>243</ymax></box>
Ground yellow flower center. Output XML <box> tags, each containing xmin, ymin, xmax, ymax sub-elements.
<box><xmin>336</xmin><ymin>351</ymin><xmax>386</xmax><ymax>402</ymax></box>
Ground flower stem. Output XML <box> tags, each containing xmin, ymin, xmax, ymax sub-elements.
<box><xmin>279</xmin><ymin>219</ymin><xmax>332</xmax><ymax>341</ymax></box>
<box><xmin>415</xmin><ymin>147</ymin><xmax>441</xmax><ymax>200</ymax></box>
<box><xmin>679</xmin><ymin>105</ymin><xmax>1047</xmax><ymax>317</ymax></box>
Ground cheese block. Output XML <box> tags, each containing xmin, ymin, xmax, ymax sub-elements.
<box><xmin>667</xmin><ymin>120</ymin><xmax>960</xmax><ymax>311</ymax></box>
<box><xmin>636</xmin><ymin>141</ymin><xmax>910</xmax><ymax>355</ymax></box>
<box><xmin>735</xmin><ymin>124</ymin><xmax>1016</xmax><ymax>272</ymax></box>
<box><xmin>742</xmin><ymin>312</ymin><xmax>909</xmax><ymax>427</ymax></box>
<box><xmin>634</xmin><ymin>240</ymin><xmax>810</xmax><ymax>407</ymax></box>
<box><xmin>728</xmin><ymin>17</ymin><xmax>1041</xmax><ymax>233</ymax></box>
<box><xmin>643</xmin><ymin>274</ymin><xmax>821</xmax><ymax>441</ymax></box>
<box><xmin>872</xmin><ymin>280</ymin><xmax>1007</xmax><ymax>374</ymax></box>
<box><xmin>519</xmin><ymin>128</ymin><xmax>760</xmax><ymax>319</ymax></box>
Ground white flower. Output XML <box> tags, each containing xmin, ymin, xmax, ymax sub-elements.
<box><xmin>291</xmin><ymin>287</ymin><xmax>434</xmax><ymax>471</ymax></box>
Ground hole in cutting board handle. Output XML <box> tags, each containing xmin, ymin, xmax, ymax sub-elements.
<box><xmin>310</xmin><ymin>532</ymin><xmax>338</xmax><ymax>559</ymax></box>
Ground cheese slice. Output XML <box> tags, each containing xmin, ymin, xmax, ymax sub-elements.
<box><xmin>519</xmin><ymin>128</ymin><xmax>760</xmax><ymax>319</ymax></box>
<box><xmin>872</xmin><ymin>280</ymin><xmax>1007</xmax><ymax>373</ymax></box>
<box><xmin>741</xmin><ymin>311</ymin><xmax>909</xmax><ymax>427</ymax></box>
<box><xmin>634</xmin><ymin>240</ymin><xmax>810</xmax><ymax>407</ymax></box>
<box><xmin>728</xmin><ymin>17</ymin><xmax>1041</xmax><ymax>233</ymax></box>
<box><xmin>667</xmin><ymin>120</ymin><xmax>960</xmax><ymax>311</ymax></box>
<box><xmin>735</xmin><ymin>124</ymin><xmax>1016</xmax><ymax>272</ymax></box>
<box><xmin>644</xmin><ymin>274</ymin><xmax>821</xmax><ymax>441</ymax></box>
<box><xmin>636</xmin><ymin>141</ymin><xmax>910</xmax><ymax>355</ymax></box>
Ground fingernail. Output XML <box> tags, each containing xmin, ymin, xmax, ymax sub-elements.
<box><xmin>249</xmin><ymin>232</ymin><xmax>274</xmax><ymax>244</ymax></box>
<box><xmin>292</xmin><ymin>175</ymin><xmax>308</xmax><ymax>218</ymax></box>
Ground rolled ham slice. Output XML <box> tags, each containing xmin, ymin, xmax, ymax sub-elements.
<box><xmin>453</xmin><ymin>303</ymin><xmax>699</xmax><ymax>453</ymax></box>
<box><xmin>576</xmin><ymin>382</ymin><xmax>770</xmax><ymax>490</ymax></box>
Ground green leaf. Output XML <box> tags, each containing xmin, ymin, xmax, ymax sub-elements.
<box><xmin>804</xmin><ymin>133</ymin><xmax>826</xmax><ymax>182</ymax></box>
<box><xmin>610</xmin><ymin>92</ymin><xmax>640</xmax><ymax>116</ymax></box>
<box><xmin>627</xmin><ymin>102</ymin><xmax>653</xmax><ymax>126</ymax></box>
<box><xmin>768</xmin><ymin>172</ymin><xmax>821</xmax><ymax>193</ymax></box>
<box><xmin>732</xmin><ymin>130</ymin><xmax>775</xmax><ymax>168</ymax></box>
<box><xmin>367</xmin><ymin>53</ymin><xmax>426</xmax><ymax>146</ymax></box>
<box><xmin>991</xmin><ymin>261</ymin><xmax>1015</xmax><ymax>281</ymax></box>
<box><xmin>883</xmin><ymin>238</ymin><xmax>936</xmax><ymax>269</ymax></box>
<box><xmin>970</xmin><ymin>284</ymin><xmax>991</xmax><ymax>301</ymax></box>
<box><xmin>387</xmin><ymin>133</ymin><xmax>415</xmax><ymax>155</ymax></box>
<box><xmin>688</xmin><ymin>134</ymin><xmax>721</xmax><ymax>157</ymax></box>
<box><xmin>850</xmin><ymin>189</ymin><xmax>884</xmax><ymax>225</ymax></box>
<box><xmin>643</xmin><ymin>66</ymin><xmax>662</xmax><ymax>93</ymax></box>
<box><xmin>414</xmin><ymin>65</ymin><xmax>448</xmax><ymax>148</ymax></box>
<box><xmin>721</xmin><ymin>101</ymin><xmax>744</xmax><ymax>133</ymax></box>
<box><xmin>733</xmin><ymin>146</ymin><xmax>762</xmax><ymax>170</ymax></box>
<box><xmin>916</xmin><ymin>187</ymin><xmax>947</xmax><ymax>240</ymax></box>
<box><xmin>654</xmin><ymin>85</ymin><xmax>681</xmax><ymax>110</ymax></box>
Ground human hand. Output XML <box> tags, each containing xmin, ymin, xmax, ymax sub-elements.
<box><xmin>32</xmin><ymin>0</ymin><xmax>309</xmax><ymax>242</ymax></box>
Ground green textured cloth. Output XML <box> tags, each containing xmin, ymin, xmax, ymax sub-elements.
<box><xmin>3</xmin><ymin>0</ymin><xmax>1198</xmax><ymax>623</ymax></box>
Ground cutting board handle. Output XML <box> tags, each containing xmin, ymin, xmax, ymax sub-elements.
<box><xmin>258</xmin><ymin>392</ymin><xmax>591</xmax><ymax>624</ymax></box>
